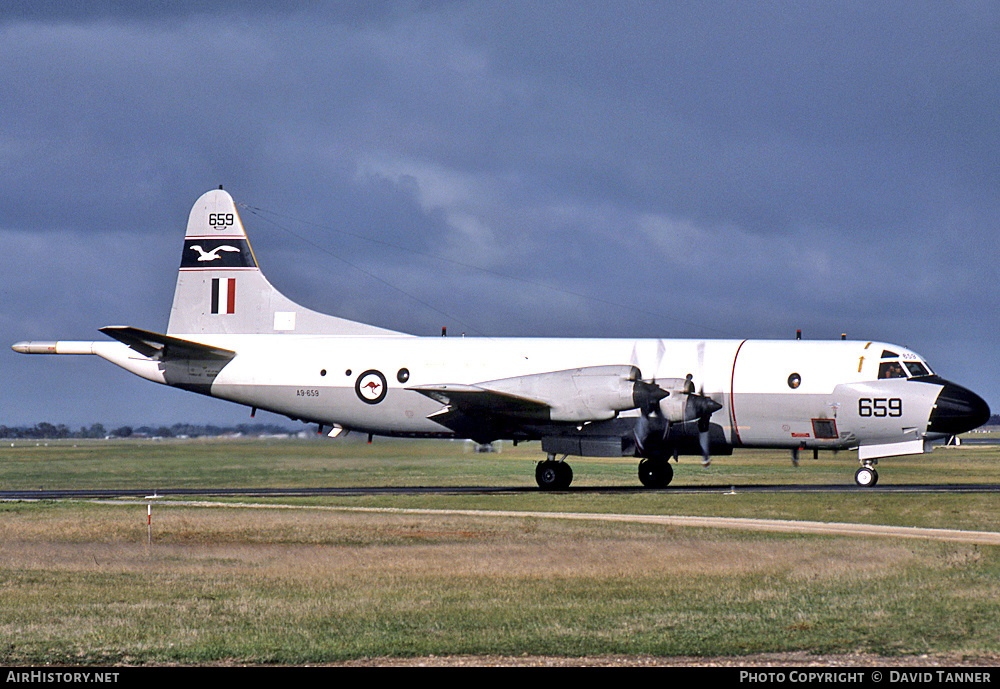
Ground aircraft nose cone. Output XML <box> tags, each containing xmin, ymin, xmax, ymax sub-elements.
<box><xmin>927</xmin><ymin>380</ymin><xmax>991</xmax><ymax>436</ymax></box>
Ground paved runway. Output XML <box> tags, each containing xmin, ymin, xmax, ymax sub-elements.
<box><xmin>2</xmin><ymin>482</ymin><xmax>1000</xmax><ymax>500</ymax></box>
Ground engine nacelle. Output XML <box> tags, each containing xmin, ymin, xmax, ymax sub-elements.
<box><xmin>481</xmin><ymin>365</ymin><xmax>647</xmax><ymax>422</ymax></box>
<box><xmin>658</xmin><ymin>382</ymin><xmax>723</xmax><ymax>426</ymax></box>
<box><xmin>654</xmin><ymin>378</ymin><xmax>694</xmax><ymax>422</ymax></box>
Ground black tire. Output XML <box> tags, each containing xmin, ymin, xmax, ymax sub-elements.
<box><xmin>536</xmin><ymin>460</ymin><xmax>572</xmax><ymax>490</ymax></box>
<box><xmin>854</xmin><ymin>466</ymin><xmax>878</xmax><ymax>487</ymax></box>
<box><xmin>638</xmin><ymin>457</ymin><xmax>673</xmax><ymax>488</ymax></box>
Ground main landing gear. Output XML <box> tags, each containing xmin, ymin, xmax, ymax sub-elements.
<box><xmin>855</xmin><ymin>460</ymin><xmax>879</xmax><ymax>487</ymax></box>
<box><xmin>536</xmin><ymin>454</ymin><xmax>677</xmax><ymax>490</ymax></box>
<box><xmin>535</xmin><ymin>455</ymin><xmax>573</xmax><ymax>491</ymax></box>
<box><xmin>637</xmin><ymin>456</ymin><xmax>673</xmax><ymax>488</ymax></box>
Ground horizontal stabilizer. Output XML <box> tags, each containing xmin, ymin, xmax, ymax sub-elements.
<box><xmin>99</xmin><ymin>326</ymin><xmax>235</xmax><ymax>361</ymax></box>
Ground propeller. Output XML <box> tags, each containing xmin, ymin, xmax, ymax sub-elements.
<box><xmin>630</xmin><ymin>340</ymin><xmax>670</xmax><ymax>456</ymax></box>
<box><xmin>693</xmin><ymin>395</ymin><xmax>720</xmax><ymax>466</ymax></box>
<box><xmin>629</xmin><ymin>339</ymin><xmax>721</xmax><ymax>462</ymax></box>
<box><xmin>689</xmin><ymin>341</ymin><xmax>721</xmax><ymax>467</ymax></box>
<box><xmin>632</xmin><ymin>380</ymin><xmax>669</xmax><ymax>455</ymax></box>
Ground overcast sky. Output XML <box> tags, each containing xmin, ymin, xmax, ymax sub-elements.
<box><xmin>3</xmin><ymin>2</ymin><xmax>998</xmax><ymax>429</ymax></box>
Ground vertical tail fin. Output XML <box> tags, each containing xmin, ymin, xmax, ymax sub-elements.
<box><xmin>167</xmin><ymin>188</ymin><xmax>406</xmax><ymax>337</ymax></box>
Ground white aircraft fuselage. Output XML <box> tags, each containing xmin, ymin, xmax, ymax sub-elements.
<box><xmin>13</xmin><ymin>189</ymin><xmax>990</xmax><ymax>489</ymax></box>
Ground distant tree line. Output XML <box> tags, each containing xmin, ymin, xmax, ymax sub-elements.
<box><xmin>4</xmin><ymin>415</ymin><xmax>998</xmax><ymax>441</ymax></box>
<box><xmin>0</xmin><ymin>422</ymin><xmax>302</xmax><ymax>440</ymax></box>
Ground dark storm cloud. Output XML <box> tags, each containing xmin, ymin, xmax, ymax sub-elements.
<box><xmin>2</xmin><ymin>1</ymin><xmax>999</xmax><ymax>427</ymax></box>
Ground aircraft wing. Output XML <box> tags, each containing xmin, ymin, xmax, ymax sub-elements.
<box><xmin>408</xmin><ymin>383</ymin><xmax>551</xmax><ymax>420</ymax></box>
<box><xmin>407</xmin><ymin>365</ymin><xmax>662</xmax><ymax>444</ymax></box>
<box><xmin>408</xmin><ymin>365</ymin><xmax>726</xmax><ymax>456</ymax></box>
<box><xmin>98</xmin><ymin>326</ymin><xmax>235</xmax><ymax>361</ymax></box>
<box><xmin>406</xmin><ymin>383</ymin><xmax>554</xmax><ymax>444</ymax></box>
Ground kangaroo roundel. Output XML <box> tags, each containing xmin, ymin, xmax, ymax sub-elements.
<box><xmin>355</xmin><ymin>369</ymin><xmax>388</xmax><ymax>404</ymax></box>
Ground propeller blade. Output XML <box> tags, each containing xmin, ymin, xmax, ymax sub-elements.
<box><xmin>696</xmin><ymin>405</ymin><xmax>712</xmax><ymax>466</ymax></box>
<box><xmin>699</xmin><ymin>428</ymin><xmax>711</xmax><ymax>466</ymax></box>
<box><xmin>696</xmin><ymin>341</ymin><xmax>705</xmax><ymax>390</ymax></box>
<box><xmin>631</xmin><ymin>339</ymin><xmax>667</xmax><ymax>383</ymax></box>
<box><xmin>693</xmin><ymin>341</ymin><xmax>715</xmax><ymax>467</ymax></box>
<box><xmin>631</xmin><ymin>368</ymin><xmax>670</xmax><ymax>456</ymax></box>
<box><xmin>633</xmin><ymin>410</ymin><xmax>668</xmax><ymax>455</ymax></box>
<box><xmin>634</xmin><ymin>413</ymin><xmax>650</xmax><ymax>453</ymax></box>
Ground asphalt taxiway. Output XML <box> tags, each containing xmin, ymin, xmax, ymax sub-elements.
<box><xmin>2</xmin><ymin>482</ymin><xmax>1000</xmax><ymax>501</ymax></box>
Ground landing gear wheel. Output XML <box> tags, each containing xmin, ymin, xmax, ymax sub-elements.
<box><xmin>536</xmin><ymin>460</ymin><xmax>573</xmax><ymax>490</ymax></box>
<box><xmin>855</xmin><ymin>466</ymin><xmax>879</xmax><ymax>487</ymax></box>
<box><xmin>638</xmin><ymin>457</ymin><xmax>674</xmax><ymax>488</ymax></box>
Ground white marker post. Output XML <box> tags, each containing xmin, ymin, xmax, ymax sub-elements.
<box><xmin>144</xmin><ymin>493</ymin><xmax>161</xmax><ymax>546</ymax></box>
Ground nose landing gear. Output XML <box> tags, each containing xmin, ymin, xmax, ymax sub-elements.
<box><xmin>855</xmin><ymin>460</ymin><xmax>879</xmax><ymax>487</ymax></box>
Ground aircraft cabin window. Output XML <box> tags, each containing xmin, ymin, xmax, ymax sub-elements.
<box><xmin>787</xmin><ymin>373</ymin><xmax>801</xmax><ymax>389</ymax></box>
<box><xmin>904</xmin><ymin>361</ymin><xmax>929</xmax><ymax>377</ymax></box>
<box><xmin>878</xmin><ymin>361</ymin><xmax>907</xmax><ymax>379</ymax></box>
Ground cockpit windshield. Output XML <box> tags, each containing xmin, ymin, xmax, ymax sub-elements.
<box><xmin>878</xmin><ymin>361</ymin><xmax>906</xmax><ymax>379</ymax></box>
<box><xmin>903</xmin><ymin>361</ymin><xmax>930</xmax><ymax>377</ymax></box>
<box><xmin>878</xmin><ymin>355</ymin><xmax>933</xmax><ymax>379</ymax></box>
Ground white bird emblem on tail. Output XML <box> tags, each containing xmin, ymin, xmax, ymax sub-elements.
<box><xmin>189</xmin><ymin>244</ymin><xmax>240</xmax><ymax>262</ymax></box>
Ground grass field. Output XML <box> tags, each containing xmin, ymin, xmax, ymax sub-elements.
<box><xmin>1</xmin><ymin>437</ymin><xmax>999</xmax><ymax>665</ymax></box>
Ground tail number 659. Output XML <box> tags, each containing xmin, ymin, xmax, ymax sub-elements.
<box><xmin>858</xmin><ymin>397</ymin><xmax>902</xmax><ymax>417</ymax></box>
<box><xmin>209</xmin><ymin>213</ymin><xmax>235</xmax><ymax>227</ymax></box>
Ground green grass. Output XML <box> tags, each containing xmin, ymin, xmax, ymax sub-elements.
<box><xmin>4</xmin><ymin>434</ymin><xmax>1000</xmax><ymax>490</ymax></box>
<box><xmin>1</xmin><ymin>437</ymin><xmax>999</xmax><ymax>664</ymax></box>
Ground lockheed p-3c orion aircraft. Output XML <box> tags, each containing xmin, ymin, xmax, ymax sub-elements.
<box><xmin>13</xmin><ymin>189</ymin><xmax>991</xmax><ymax>489</ymax></box>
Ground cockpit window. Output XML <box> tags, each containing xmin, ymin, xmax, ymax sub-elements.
<box><xmin>880</xmin><ymin>349</ymin><xmax>899</xmax><ymax>359</ymax></box>
<box><xmin>904</xmin><ymin>361</ymin><xmax>929</xmax><ymax>377</ymax></box>
<box><xmin>878</xmin><ymin>361</ymin><xmax>907</xmax><ymax>379</ymax></box>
